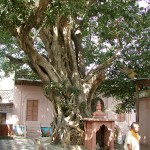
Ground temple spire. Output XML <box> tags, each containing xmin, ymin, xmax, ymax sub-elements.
<box><xmin>93</xmin><ymin>100</ymin><xmax>106</xmax><ymax>119</ymax></box>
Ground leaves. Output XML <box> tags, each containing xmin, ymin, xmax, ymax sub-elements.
<box><xmin>0</xmin><ymin>0</ymin><xmax>149</xmax><ymax>113</ymax></box>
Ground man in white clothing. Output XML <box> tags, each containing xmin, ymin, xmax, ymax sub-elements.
<box><xmin>124</xmin><ymin>122</ymin><xmax>140</xmax><ymax>150</ymax></box>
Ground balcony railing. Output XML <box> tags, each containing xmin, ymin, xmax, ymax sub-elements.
<box><xmin>0</xmin><ymin>90</ymin><xmax>13</xmax><ymax>103</ymax></box>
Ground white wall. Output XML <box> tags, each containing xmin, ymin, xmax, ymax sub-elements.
<box><xmin>0</xmin><ymin>73</ymin><xmax>15</xmax><ymax>103</ymax></box>
<box><xmin>0</xmin><ymin>73</ymin><xmax>15</xmax><ymax>90</ymax></box>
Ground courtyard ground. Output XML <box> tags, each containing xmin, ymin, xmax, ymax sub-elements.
<box><xmin>0</xmin><ymin>136</ymin><xmax>150</xmax><ymax>150</ymax></box>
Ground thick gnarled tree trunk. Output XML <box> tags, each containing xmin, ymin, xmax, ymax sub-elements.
<box><xmin>1</xmin><ymin>0</ymin><xmax>120</xmax><ymax>146</ymax></box>
<box><xmin>13</xmin><ymin>16</ymin><xmax>117</xmax><ymax>146</ymax></box>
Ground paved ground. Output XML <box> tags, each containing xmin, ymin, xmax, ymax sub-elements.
<box><xmin>0</xmin><ymin>136</ymin><xmax>150</xmax><ymax>150</ymax></box>
<box><xmin>0</xmin><ymin>137</ymin><xmax>34</xmax><ymax>150</ymax></box>
<box><xmin>114</xmin><ymin>143</ymin><xmax>150</xmax><ymax>150</ymax></box>
<box><xmin>140</xmin><ymin>144</ymin><xmax>150</xmax><ymax>150</ymax></box>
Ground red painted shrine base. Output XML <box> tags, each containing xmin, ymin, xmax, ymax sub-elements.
<box><xmin>82</xmin><ymin>118</ymin><xmax>115</xmax><ymax>150</ymax></box>
<box><xmin>82</xmin><ymin>101</ymin><xmax>115</xmax><ymax>150</ymax></box>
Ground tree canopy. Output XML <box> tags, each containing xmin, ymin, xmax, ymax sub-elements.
<box><xmin>0</xmin><ymin>0</ymin><xmax>150</xmax><ymax>144</ymax></box>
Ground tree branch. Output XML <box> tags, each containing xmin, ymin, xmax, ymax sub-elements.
<box><xmin>6</xmin><ymin>54</ymin><xmax>24</xmax><ymax>64</ymax></box>
<box><xmin>20</xmin><ymin>0</ymin><xmax>50</xmax><ymax>38</ymax></box>
<box><xmin>84</xmin><ymin>33</ymin><xmax>121</xmax><ymax>82</ymax></box>
<box><xmin>71</xmin><ymin>26</ymin><xmax>85</xmax><ymax>78</ymax></box>
<box><xmin>67</xmin><ymin>22</ymin><xmax>81</xmax><ymax>85</ymax></box>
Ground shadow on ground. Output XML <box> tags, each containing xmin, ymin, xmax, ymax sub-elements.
<box><xmin>0</xmin><ymin>136</ymin><xmax>14</xmax><ymax>140</ymax></box>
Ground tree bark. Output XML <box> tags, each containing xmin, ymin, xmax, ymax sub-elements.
<box><xmin>2</xmin><ymin>0</ymin><xmax>121</xmax><ymax>146</ymax></box>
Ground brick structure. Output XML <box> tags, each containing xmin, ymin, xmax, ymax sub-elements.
<box><xmin>82</xmin><ymin>101</ymin><xmax>115</xmax><ymax>150</ymax></box>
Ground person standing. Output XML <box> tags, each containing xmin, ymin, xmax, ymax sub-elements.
<box><xmin>124</xmin><ymin>122</ymin><xmax>140</xmax><ymax>150</ymax></box>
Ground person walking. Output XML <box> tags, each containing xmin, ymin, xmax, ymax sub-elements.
<box><xmin>124</xmin><ymin>122</ymin><xmax>140</xmax><ymax>150</ymax></box>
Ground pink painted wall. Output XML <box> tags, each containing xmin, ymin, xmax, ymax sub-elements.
<box><xmin>101</xmin><ymin>96</ymin><xmax>135</xmax><ymax>124</ymax></box>
<box><xmin>12</xmin><ymin>85</ymin><xmax>54</xmax><ymax>127</ymax></box>
<box><xmin>139</xmin><ymin>98</ymin><xmax>150</xmax><ymax>145</ymax></box>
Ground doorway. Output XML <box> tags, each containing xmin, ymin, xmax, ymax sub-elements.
<box><xmin>96</xmin><ymin>125</ymin><xmax>110</xmax><ymax>150</ymax></box>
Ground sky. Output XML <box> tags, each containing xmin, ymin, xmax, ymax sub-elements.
<box><xmin>138</xmin><ymin>0</ymin><xmax>149</xmax><ymax>8</ymax></box>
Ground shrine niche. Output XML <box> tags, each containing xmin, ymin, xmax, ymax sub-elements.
<box><xmin>96</xmin><ymin>125</ymin><xmax>110</xmax><ymax>149</ymax></box>
<box><xmin>82</xmin><ymin>100</ymin><xmax>115</xmax><ymax>150</ymax></box>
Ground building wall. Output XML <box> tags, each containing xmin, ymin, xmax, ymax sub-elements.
<box><xmin>0</xmin><ymin>74</ymin><xmax>14</xmax><ymax>127</ymax></box>
<box><xmin>139</xmin><ymin>97</ymin><xmax>150</xmax><ymax>145</ymax></box>
<box><xmin>0</xmin><ymin>73</ymin><xmax>14</xmax><ymax>103</ymax></box>
<box><xmin>12</xmin><ymin>85</ymin><xmax>54</xmax><ymax>127</ymax></box>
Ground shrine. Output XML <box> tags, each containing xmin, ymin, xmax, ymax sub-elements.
<box><xmin>82</xmin><ymin>100</ymin><xmax>115</xmax><ymax>150</ymax></box>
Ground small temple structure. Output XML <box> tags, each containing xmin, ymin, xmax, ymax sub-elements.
<box><xmin>82</xmin><ymin>100</ymin><xmax>115</xmax><ymax>150</ymax></box>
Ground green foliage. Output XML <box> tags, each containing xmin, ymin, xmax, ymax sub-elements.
<box><xmin>79</xmin><ymin>101</ymin><xmax>87</xmax><ymax>117</ymax></box>
<box><xmin>44</xmin><ymin>0</ymin><xmax>87</xmax><ymax>25</ymax></box>
<box><xmin>44</xmin><ymin>80</ymin><xmax>80</xmax><ymax>97</ymax></box>
<box><xmin>15</xmin><ymin>69</ymin><xmax>39</xmax><ymax>80</ymax></box>
<box><xmin>0</xmin><ymin>0</ymin><xmax>35</xmax><ymax>28</ymax></box>
<box><xmin>97</xmin><ymin>53</ymin><xmax>149</xmax><ymax>113</ymax></box>
<box><xmin>0</xmin><ymin>0</ymin><xmax>149</xmax><ymax>113</ymax></box>
<box><xmin>0</xmin><ymin>136</ymin><xmax>13</xmax><ymax>140</ymax></box>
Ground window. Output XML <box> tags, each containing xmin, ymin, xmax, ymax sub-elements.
<box><xmin>26</xmin><ymin>100</ymin><xmax>38</xmax><ymax>121</ymax></box>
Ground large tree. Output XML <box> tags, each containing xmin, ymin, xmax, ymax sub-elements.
<box><xmin>0</xmin><ymin>0</ymin><xmax>149</xmax><ymax>145</ymax></box>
